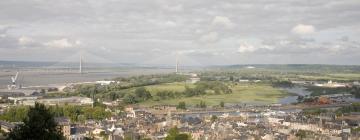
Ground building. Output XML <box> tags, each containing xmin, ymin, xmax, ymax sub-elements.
<box><xmin>187</xmin><ymin>73</ymin><xmax>200</xmax><ymax>84</ymax></box>
<box><xmin>95</xmin><ymin>80</ymin><xmax>119</xmax><ymax>86</ymax></box>
<box><xmin>69</xmin><ymin>126</ymin><xmax>91</xmax><ymax>140</ymax></box>
<box><xmin>22</xmin><ymin>97</ymin><xmax>93</xmax><ymax>106</ymax></box>
<box><xmin>0</xmin><ymin>120</ymin><xmax>16</xmax><ymax>133</ymax></box>
<box><xmin>314</xmin><ymin>80</ymin><xmax>346</xmax><ymax>88</ymax></box>
<box><xmin>55</xmin><ymin>117</ymin><xmax>71</xmax><ymax>139</ymax></box>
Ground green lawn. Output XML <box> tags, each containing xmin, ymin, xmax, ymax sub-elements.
<box><xmin>145</xmin><ymin>82</ymin><xmax>193</xmax><ymax>94</ymax></box>
<box><xmin>140</xmin><ymin>83</ymin><xmax>288</xmax><ymax>106</ymax></box>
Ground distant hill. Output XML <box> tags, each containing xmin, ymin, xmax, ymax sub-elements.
<box><xmin>0</xmin><ymin>60</ymin><xmax>135</xmax><ymax>68</ymax></box>
<box><xmin>219</xmin><ymin>64</ymin><xmax>360</xmax><ymax>73</ymax></box>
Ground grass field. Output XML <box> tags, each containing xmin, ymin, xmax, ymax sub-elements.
<box><xmin>140</xmin><ymin>83</ymin><xmax>288</xmax><ymax>106</ymax></box>
<box><xmin>145</xmin><ymin>82</ymin><xmax>195</xmax><ymax>94</ymax></box>
<box><xmin>297</xmin><ymin>73</ymin><xmax>360</xmax><ymax>81</ymax></box>
<box><xmin>328</xmin><ymin>73</ymin><xmax>360</xmax><ymax>80</ymax></box>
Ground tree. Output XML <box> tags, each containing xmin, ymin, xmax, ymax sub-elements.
<box><xmin>199</xmin><ymin>101</ymin><xmax>206</xmax><ymax>108</ymax></box>
<box><xmin>295</xmin><ymin>130</ymin><xmax>307</xmax><ymax>140</ymax></box>
<box><xmin>229</xmin><ymin>76</ymin><xmax>234</xmax><ymax>81</ymax></box>
<box><xmin>7</xmin><ymin>103</ymin><xmax>64</xmax><ymax>140</ymax></box>
<box><xmin>220</xmin><ymin>101</ymin><xmax>225</xmax><ymax>108</ymax></box>
<box><xmin>165</xmin><ymin>127</ymin><xmax>192</xmax><ymax>140</ymax></box>
<box><xmin>40</xmin><ymin>89</ymin><xmax>46</xmax><ymax>94</ymax></box>
<box><xmin>210</xmin><ymin>115</ymin><xmax>218</xmax><ymax>123</ymax></box>
<box><xmin>175</xmin><ymin>134</ymin><xmax>191</xmax><ymax>140</ymax></box>
<box><xmin>165</xmin><ymin>127</ymin><xmax>179</xmax><ymax>140</ymax></box>
<box><xmin>124</xmin><ymin>94</ymin><xmax>137</xmax><ymax>104</ymax></box>
<box><xmin>177</xmin><ymin>102</ymin><xmax>186</xmax><ymax>110</ymax></box>
<box><xmin>0</xmin><ymin>106</ymin><xmax>28</xmax><ymax>122</ymax></box>
<box><xmin>134</xmin><ymin>87</ymin><xmax>152</xmax><ymax>101</ymax></box>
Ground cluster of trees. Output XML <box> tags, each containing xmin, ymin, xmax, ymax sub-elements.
<box><xmin>210</xmin><ymin>115</ymin><xmax>218</xmax><ymax>123</ymax></box>
<box><xmin>165</xmin><ymin>127</ymin><xmax>192</xmax><ymax>140</ymax></box>
<box><xmin>51</xmin><ymin>105</ymin><xmax>111</xmax><ymax>122</ymax></box>
<box><xmin>271</xmin><ymin>80</ymin><xmax>294</xmax><ymax>88</ymax></box>
<box><xmin>0</xmin><ymin>105</ymin><xmax>111</xmax><ymax>123</ymax></box>
<box><xmin>194</xmin><ymin>81</ymin><xmax>232</xmax><ymax>94</ymax></box>
<box><xmin>122</xmin><ymin>81</ymin><xmax>232</xmax><ymax>104</ymax></box>
<box><xmin>115</xmin><ymin>74</ymin><xmax>188</xmax><ymax>89</ymax></box>
<box><xmin>297</xmin><ymin>96</ymin><xmax>319</xmax><ymax>103</ymax></box>
<box><xmin>302</xmin><ymin>108</ymin><xmax>328</xmax><ymax>116</ymax></box>
<box><xmin>67</xmin><ymin>74</ymin><xmax>188</xmax><ymax>102</ymax></box>
<box><xmin>63</xmin><ymin>74</ymin><xmax>233</xmax><ymax>105</ymax></box>
<box><xmin>7</xmin><ymin>103</ymin><xmax>64</xmax><ymax>140</ymax></box>
<box><xmin>295</xmin><ymin>130</ymin><xmax>307</xmax><ymax>139</ymax></box>
<box><xmin>155</xmin><ymin>90</ymin><xmax>182</xmax><ymax>100</ymax></box>
<box><xmin>176</xmin><ymin>101</ymin><xmax>223</xmax><ymax>109</ymax></box>
<box><xmin>297</xmin><ymin>101</ymin><xmax>360</xmax><ymax>116</ymax></box>
<box><xmin>307</xmin><ymin>86</ymin><xmax>349</xmax><ymax>96</ymax></box>
<box><xmin>123</xmin><ymin>87</ymin><xmax>152</xmax><ymax>104</ymax></box>
<box><xmin>154</xmin><ymin>82</ymin><xmax>232</xmax><ymax>102</ymax></box>
<box><xmin>220</xmin><ymin>101</ymin><xmax>225</xmax><ymax>108</ymax></box>
<box><xmin>198</xmin><ymin>70</ymin><xmax>281</xmax><ymax>82</ymax></box>
<box><xmin>195</xmin><ymin>101</ymin><xmax>206</xmax><ymax>108</ymax></box>
<box><xmin>335</xmin><ymin>103</ymin><xmax>360</xmax><ymax>115</ymax></box>
<box><xmin>349</xmin><ymin>86</ymin><xmax>360</xmax><ymax>98</ymax></box>
<box><xmin>177</xmin><ymin>102</ymin><xmax>186</xmax><ymax>110</ymax></box>
<box><xmin>0</xmin><ymin>106</ymin><xmax>28</xmax><ymax>122</ymax></box>
<box><xmin>306</xmin><ymin>85</ymin><xmax>360</xmax><ymax>98</ymax></box>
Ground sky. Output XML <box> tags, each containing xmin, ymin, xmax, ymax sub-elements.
<box><xmin>0</xmin><ymin>0</ymin><xmax>360</xmax><ymax>66</ymax></box>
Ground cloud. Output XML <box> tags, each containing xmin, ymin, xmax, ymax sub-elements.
<box><xmin>18</xmin><ymin>36</ymin><xmax>35</xmax><ymax>45</ymax></box>
<box><xmin>212</xmin><ymin>16</ymin><xmax>235</xmax><ymax>29</ymax></box>
<box><xmin>291</xmin><ymin>24</ymin><xmax>316</xmax><ymax>35</ymax></box>
<box><xmin>199</xmin><ymin>32</ymin><xmax>218</xmax><ymax>43</ymax></box>
<box><xmin>238</xmin><ymin>41</ymin><xmax>274</xmax><ymax>53</ymax></box>
<box><xmin>339</xmin><ymin>36</ymin><xmax>349</xmax><ymax>42</ymax></box>
<box><xmin>0</xmin><ymin>0</ymin><xmax>360</xmax><ymax>64</ymax></box>
<box><xmin>44</xmin><ymin>38</ymin><xmax>78</xmax><ymax>48</ymax></box>
<box><xmin>238</xmin><ymin>42</ymin><xmax>257</xmax><ymax>53</ymax></box>
<box><xmin>164</xmin><ymin>21</ymin><xmax>177</xmax><ymax>27</ymax></box>
<box><xmin>163</xmin><ymin>4</ymin><xmax>183</xmax><ymax>12</ymax></box>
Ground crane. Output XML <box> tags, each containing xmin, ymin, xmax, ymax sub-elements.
<box><xmin>8</xmin><ymin>72</ymin><xmax>19</xmax><ymax>90</ymax></box>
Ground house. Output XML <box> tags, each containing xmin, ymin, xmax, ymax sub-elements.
<box><xmin>69</xmin><ymin>126</ymin><xmax>91</xmax><ymax>140</ymax></box>
<box><xmin>55</xmin><ymin>117</ymin><xmax>71</xmax><ymax>138</ymax></box>
<box><xmin>187</xmin><ymin>73</ymin><xmax>200</xmax><ymax>84</ymax></box>
<box><xmin>109</xmin><ymin>127</ymin><xmax>125</xmax><ymax>140</ymax></box>
<box><xmin>0</xmin><ymin>120</ymin><xmax>15</xmax><ymax>133</ymax></box>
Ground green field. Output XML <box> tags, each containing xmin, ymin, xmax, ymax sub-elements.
<box><xmin>296</xmin><ymin>73</ymin><xmax>360</xmax><ymax>81</ymax></box>
<box><xmin>140</xmin><ymin>83</ymin><xmax>288</xmax><ymax>106</ymax></box>
<box><xmin>328</xmin><ymin>73</ymin><xmax>360</xmax><ymax>80</ymax></box>
<box><xmin>145</xmin><ymin>82</ymin><xmax>195</xmax><ymax>93</ymax></box>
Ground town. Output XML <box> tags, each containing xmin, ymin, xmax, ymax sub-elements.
<box><xmin>1</xmin><ymin>0</ymin><xmax>360</xmax><ymax>139</ymax></box>
<box><xmin>0</xmin><ymin>65</ymin><xmax>359</xmax><ymax>140</ymax></box>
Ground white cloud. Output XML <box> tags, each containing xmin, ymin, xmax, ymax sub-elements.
<box><xmin>238</xmin><ymin>42</ymin><xmax>257</xmax><ymax>53</ymax></box>
<box><xmin>164</xmin><ymin>4</ymin><xmax>183</xmax><ymax>12</ymax></box>
<box><xmin>199</xmin><ymin>32</ymin><xmax>218</xmax><ymax>43</ymax></box>
<box><xmin>0</xmin><ymin>34</ymin><xmax>6</xmax><ymax>38</ymax></box>
<box><xmin>292</xmin><ymin>24</ymin><xmax>315</xmax><ymax>35</ymax></box>
<box><xmin>44</xmin><ymin>38</ymin><xmax>76</xmax><ymax>48</ymax></box>
<box><xmin>164</xmin><ymin>21</ymin><xmax>177</xmax><ymax>27</ymax></box>
<box><xmin>238</xmin><ymin>41</ymin><xmax>274</xmax><ymax>53</ymax></box>
<box><xmin>0</xmin><ymin>0</ymin><xmax>360</xmax><ymax>64</ymax></box>
<box><xmin>18</xmin><ymin>36</ymin><xmax>34</xmax><ymax>45</ymax></box>
<box><xmin>212</xmin><ymin>16</ymin><xmax>235</xmax><ymax>29</ymax></box>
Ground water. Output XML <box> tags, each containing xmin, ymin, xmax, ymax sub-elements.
<box><xmin>278</xmin><ymin>86</ymin><xmax>311</xmax><ymax>104</ymax></box>
<box><xmin>0</xmin><ymin>68</ymin><xmax>173</xmax><ymax>88</ymax></box>
<box><xmin>278</xmin><ymin>86</ymin><xmax>360</xmax><ymax>104</ymax></box>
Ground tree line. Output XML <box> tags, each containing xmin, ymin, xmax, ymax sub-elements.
<box><xmin>123</xmin><ymin>81</ymin><xmax>232</xmax><ymax>104</ymax></box>
<box><xmin>0</xmin><ymin>104</ymin><xmax>111</xmax><ymax>123</ymax></box>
